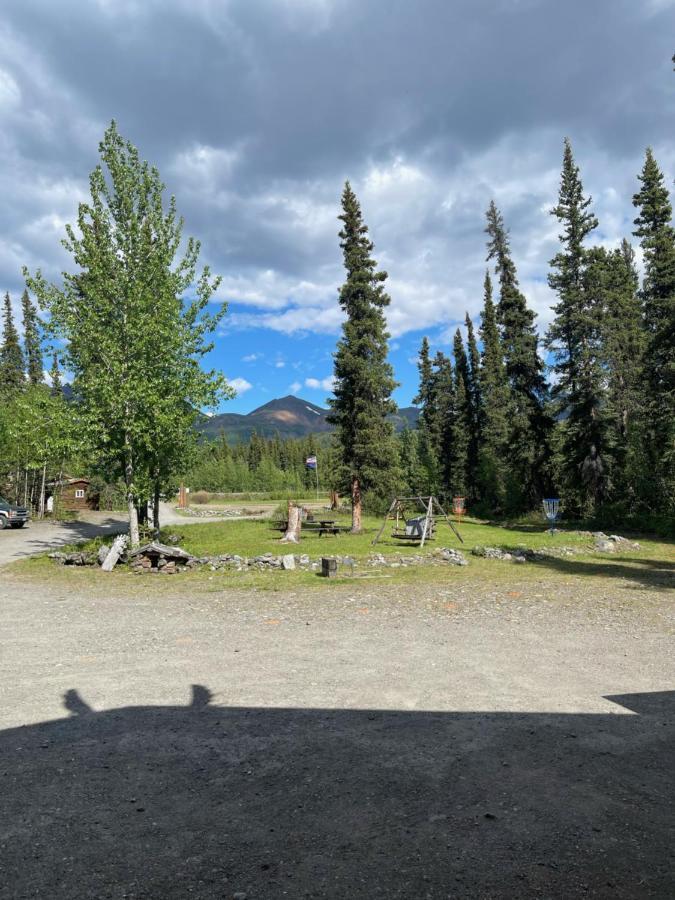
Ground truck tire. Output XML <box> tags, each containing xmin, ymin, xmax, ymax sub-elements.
<box><xmin>0</xmin><ymin>517</ymin><xmax>8</xmax><ymax>530</ymax></box>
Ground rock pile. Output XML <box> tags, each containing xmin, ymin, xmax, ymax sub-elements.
<box><xmin>591</xmin><ymin>532</ymin><xmax>641</xmax><ymax>552</ymax></box>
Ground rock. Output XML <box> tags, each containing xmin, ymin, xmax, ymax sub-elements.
<box><xmin>595</xmin><ymin>539</ymin><xmax>615</xmax><ymax>553</ymax></box>
<box><xmin>513</xmin><ymin>555</ymin><xmax>527</xmax><ymax>564</ymax></box>
<box><xmin>299</xmin><ymin>554</ymin><xmax>310</xmax><ymax>565</ymax></box>
<box><xmin>281</xmin><ymin>554</ymin><xmax>296</xmax><ymax>570</ymax></box>
<box><xmin>97</xmin><ymin>545</ymin><xmax>109</xmax><ymax>566</ymax></box>
<box><xmin>440</xmin><ymin>548</ymin><xmax>468</xmax><ymax>566</ymax></box>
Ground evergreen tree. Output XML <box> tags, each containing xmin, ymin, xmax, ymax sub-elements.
<box><xmin>21</xmin><ymin>289</ymin><xmax>43</xmax><ymax>385</ymax></box>
<box><xmin>597</xmin><ymin>242</ymin><xmax>646</xmax><ymax>499</ymax></box>
<box><xmin>0</xmin><ymin>293</ymin><xmax>25</xmax><ymax>393</ymax></box>
<box><xmin>547</xmin><ymin>138</ymin><xmax>608</xmax><ymax>513</ymax></box>
<box><xmin>464</xmin><ymin>312</ymin><xmax>482</xmax><ymax>499</ymax></box>
<box><xmin>327</xmin><ymin>182</ymin><xmax>400</xmax><ymax>531</ymax></box>
<box><xmin>485</xmin><ymin>201</ymin><xmax>550</xmax><ymax>509</ymax></box>
<box><xmin>413</xmin><ymin>336</ymin><xmax>443</xmax><ymax>492</ymax></box>
<box><xmin>399</xmin><ymin>426</ymin><xmax>426</xmax><ymax>494</ymax></box>
<box><xmin>632</xmin><ymin>148</ymin><xmax>675</xmax><ymax>509</ymax></box>
<box><xmin>477</xmin><ymin>271</ymin><xmax>510</xmax><ymax>510</ymax></box>
<box><xmin>49</xmin><ymin>353</ymin><xmax>63</xmax><ymax>397</ymax></box>
<box><xmin>443</xmin><ymin>332</ymin><xmax>469</xmax><ymax>496</ymax></box>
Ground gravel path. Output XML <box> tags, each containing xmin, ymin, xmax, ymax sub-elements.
<box><xmin>1</xmin><ymin>571</ymin><xmax>673</xmax><ymax>898</ymax></box>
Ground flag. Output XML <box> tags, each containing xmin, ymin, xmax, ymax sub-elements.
<box><xmin>305</xmin><ymin>455</ymin><xmax>317</xmax><ymax>469</ymax></box>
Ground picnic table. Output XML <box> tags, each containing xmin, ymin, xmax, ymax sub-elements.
<box><xmin>272</xmin><ymin>518</ymin><xmax>348</xmax><ymax>537</ymax></box>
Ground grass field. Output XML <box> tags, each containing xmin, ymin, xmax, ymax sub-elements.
<box><xmin>161</xmin><ymin>514</ymin><xmax>596</xmax><ymax>559</ymax></box>
<box><xmin>11</xmin><ymin>511</ymin><xmax>673</xmax><ymax>593</ymax></box>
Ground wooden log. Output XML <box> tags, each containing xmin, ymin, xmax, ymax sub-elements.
<box><xmin>101</xmin><ymin>534</ymin><xmax>129</xmax><ymax>572</ymax></box>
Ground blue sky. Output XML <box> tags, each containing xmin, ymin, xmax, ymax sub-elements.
<box><xmin>209</xmin><ymin>311</ymin><xmax>439</xmax><ymax>413</ymax></box>
<box><xmin>1</xmin><ymin>0</ymin><xmax>674</xmax><ymax>414</ymax></box>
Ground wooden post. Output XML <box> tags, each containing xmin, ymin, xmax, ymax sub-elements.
<box><xmin>419</xmin><ymin>495</ymin><xmax>434</xmax><ymax>548</ymax></box>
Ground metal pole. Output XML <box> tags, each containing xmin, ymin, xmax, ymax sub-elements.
<box><xmin>315</xmin><ymin>459</ymin><xmax>319</xmax><ymax>502</ymax></box>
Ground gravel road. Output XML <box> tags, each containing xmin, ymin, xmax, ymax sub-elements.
<box><xmin>1</xmin><ymin>570</ymin><xmax>673</xmax><ymax>898</ymax></box>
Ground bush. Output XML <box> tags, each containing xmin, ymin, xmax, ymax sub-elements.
<box><xmin>190</xmin><ymin>490</ymin><xmax>210</xmax><ymax>505</ymax></box>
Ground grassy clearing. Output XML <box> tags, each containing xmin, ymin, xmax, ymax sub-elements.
<box><xmin>8</xmin><ymin>512</ymin><xmax>673</xmax><ymax>593</ymax></box>
<box><xmin>160</xmin><ymin>514</ymin><xmax>594</xmax><ymax>559</ymax></box>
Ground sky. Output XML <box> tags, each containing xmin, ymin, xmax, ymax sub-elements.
<box><xmin>1</xmin><ymin>0</ymin><xmax>674</xmax><ymax>414</ymax></box>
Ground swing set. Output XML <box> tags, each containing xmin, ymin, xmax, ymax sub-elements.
<box><xmin>372</xmin><ymin>495</ymin><xmax>464</xmax><ymax>548</ymax></box>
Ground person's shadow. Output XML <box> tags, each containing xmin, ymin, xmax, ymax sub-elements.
<box><xmin>1</xmin><ymin>685</ymin><xmax>673</xmax><ymax>898</ymax></box>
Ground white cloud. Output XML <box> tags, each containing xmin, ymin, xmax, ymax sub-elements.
<box><xmin>289</xmin><ymin>380</ymin><xmax>302</xmax><ymax>393</ymax></box>
<box><xmin>274</xmin><ymin>360</ymin><xmax>285</xmax><ymax>368</ymax></box>
<box><xmin>242</xmin><ymin>352</ymin><xmax>262</xmax><ymax>362</ymax></box>
<box><xmin>227</xmin><ymin>376</ymin><xmax>253</xmax><ymax>394</ymax></box>
<box><xmin>305</xmin><ymin>375</ymin><xmax>335</xmax><ymax>391</ymax></box>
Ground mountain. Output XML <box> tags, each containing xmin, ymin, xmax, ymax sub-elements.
<box><xmin>199</xmin><ymin>395</ymin><xmax>419</xmax><ymax>443</ymax></box>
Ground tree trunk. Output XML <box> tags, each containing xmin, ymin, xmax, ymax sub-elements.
<box><xmin>351</xmin><ymin>476</ymin><xmax>362</xmax><ymax>533</ymax></box>
<box><xmin>38</xmin><ymin>463</ymin><xmax>47</xmax><ymax>519</ymax></box>
<box><xmin>280</xmin><ymin>503</ymin><xmax>302</xmax><ymax>543</ymax></box>
<box><xmin>152</xmin><ymin>480</ymin><xmax>161</xmax><ymax>535</ymax></box>
<box><xmin>124</xmin><ymin>430</ymin><xmax>140</xmax><ymax>548</ymax></box>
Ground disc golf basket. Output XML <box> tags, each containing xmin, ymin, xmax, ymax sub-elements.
<box><xmin>542</xmin><ymin>498</ymin><xmax>560</xmax><ymax>533</ymax></box>
<box><xmin>372</xmin><ymin>496</ymin><xmax>463</xmax><ymax>547</ymax></box>
<box><xmin>452</xmin><ymin>496</ymin><xmax>466</xmax><ymax>525</ymax></box>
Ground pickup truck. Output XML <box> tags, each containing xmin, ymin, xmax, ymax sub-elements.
<box><xmin>0</xmin><ymin>495</ymin><xmax>29</xmax><ymax>529</ymax></box>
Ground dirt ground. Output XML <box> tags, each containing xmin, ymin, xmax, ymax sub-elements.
<box><xmin>1</xmin><ymin>568</ymin><xmax>673</xmax><ymax>899</ymax></box>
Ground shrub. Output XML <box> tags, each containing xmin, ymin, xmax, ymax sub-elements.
<box><xmin>191</xmin><ymin>490</ymin><xmax>210</xmax><ymax>505</ymax></box>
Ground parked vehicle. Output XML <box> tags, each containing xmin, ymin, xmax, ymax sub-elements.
<box><xmin>0</xmin><ymin>496</ymin><xmax>29</xmax><ymax>529</ymax></box>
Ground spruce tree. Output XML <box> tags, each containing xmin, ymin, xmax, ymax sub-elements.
<box><xmin>632</xmin><ymin>148</ymin><xmax>675</xmax><ymax>509</ymax></box>
<box><xmin>464</xmin><ymin>312</ymin><xmax>482</xmax><ymax>500</ymax></box>
<box><xmin>442</xmin><ymin>332</ymin><xmax>469</xmax><ymax>496</ymax></box>
<box><xmin>0</xmin><ymin>293</ymin><xmax>25</xmax><ymax>394</ymax></box>
<box><xmin>598</xmin><ymin>242</ymin><xmax>646</xmax><ymax>499</ymax></box>
<box><xmin>21</xmin><ymin>289</ymin><xmax>43</xmax><ymax>385</ymax></box>
<box><xmin>477</xmin><ymin>271</ymin><xmax>510</xmax><ymax>510</ymax></box>
<box><xmin>547</xmin><ymin>138</ymin><xmax>608</xmax><ymax>513</ymax></box>
<box><xmin>485</xmin><ymin>201</ymin><xmax>550</xmax><ymax>509</ymax></box>
<box><xmin>49</xmin><ymin>353</ymin><xmax>63</xmax><ymax>397</ymax></box>
<box><xmin>413</xmin><ymin>336</ymin><xmax>443</xmax><ymax>492</ymax></box>
<box><xmin>327</xmin><ymin>182</ymin><xmax>400</xmax><ymax>531</ymax></box>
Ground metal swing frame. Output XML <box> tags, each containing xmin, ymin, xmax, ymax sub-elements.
<box><xmin>372</xmin><ymin>495</ymin><xmax>464</xmax><ymax>547</ymax></box>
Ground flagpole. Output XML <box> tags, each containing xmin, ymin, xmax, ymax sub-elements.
<box><xmin>315</xmin><ymin>457</ymin><xmax>319</xmax><ymax>502</ymax></box>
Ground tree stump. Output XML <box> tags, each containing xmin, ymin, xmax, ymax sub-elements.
<box><xmin>280</xmin><ymin>504</ymin><xmax>302</xmax><ymax>543</ymax></box>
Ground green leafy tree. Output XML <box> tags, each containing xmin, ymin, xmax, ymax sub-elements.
<box><xmin>21</xmin><ymin>289</ymin><xmax>43</xmax><ymax>385</ymax></box>
<box><xmin>485</xmin><ymin>201</ymin><xmax>550</xmax><ymax>509</ymax></box>
<box><xmin>632</xmin><ymin>148</ymin><xmax>675</xmax><ymax>510</ymax></box>
<box><xmin>0</xmin><ymin>293</ymin><xmax>25</xmax><ymax>394</ymax></box>
<box><xmin>327</xmin><ymin>182</ymin><xmax>400</xmax><ymax>531</ymax></box>
<box><xmin>477</xmin><ymin>271</ymin><xmax>510</xmax><ymax>511</ymax></box>
<box><xmin>26</xmin><ymin>121</ymin><xmax>230</xmax><ymax>545</ymax></box>
<box><xmin>547</xmin><ymin>139</ymin><xmax>608</xmax><ymax>513</ymax></box>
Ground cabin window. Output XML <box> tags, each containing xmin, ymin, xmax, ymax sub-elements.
<box><xmin>75</xmin><ymin>489</ymin><xmax>85</xmax><ymax>499</ymax></box>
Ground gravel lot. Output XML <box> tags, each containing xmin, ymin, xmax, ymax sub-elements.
<box><xmin>1</xmin><ymin>569</ymin><xmax>673</xmax><ymax>898</ymax></box>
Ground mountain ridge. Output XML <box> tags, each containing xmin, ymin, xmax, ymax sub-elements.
<box><xmin>200</xmin><ymin>394</ymin><xmax>419</xmax><ymax>443</ymax></box>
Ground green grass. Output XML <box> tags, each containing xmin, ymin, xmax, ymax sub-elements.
<box><xmin>8</xmin><ymin>512</ymin><xmax>673</xmax><ymax>593</ymax></box>
<box><xmin>160</xmin><ymin>514</ymin><xmax>590</xmax><ymax>560</ymax></box>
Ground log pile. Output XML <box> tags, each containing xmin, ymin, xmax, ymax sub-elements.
<box><xmin>128</xmin><ymin>542</ymin><xmax>193</xmax><ymax>574</ymax></box>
